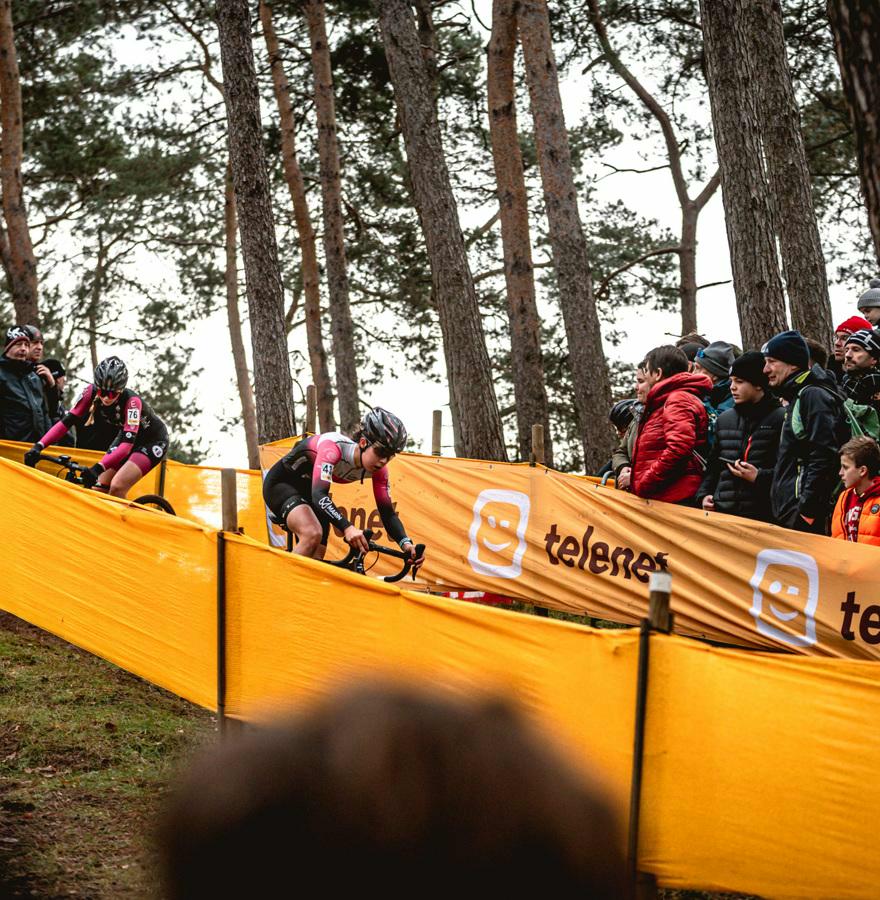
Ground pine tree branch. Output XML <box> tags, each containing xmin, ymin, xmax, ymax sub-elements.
<box><xmin>594</xmin><ymin>246</ymin><xmax>682</xmax><ymax>298</ymax></box>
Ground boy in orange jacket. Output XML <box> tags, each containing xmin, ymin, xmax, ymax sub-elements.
<box><xmin>832</xmin><ymin>436</ymin><xmax>880</xmax><ymax>546</ymax></box>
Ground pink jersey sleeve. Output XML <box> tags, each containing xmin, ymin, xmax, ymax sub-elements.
<box><xmin>39</xmin><ymin>385</ymin><xmax>95</xmax><ymax>447</ymax></box>
<box><xmin>371</xmin><ymin>466</ymin><xmax>408</xmax><ymax>546</ymax></box>
<box><xmin>99</xmin><ymin>395</ymin><xmax>143</xmax><ymax>471</ymax></box>
<box><xmin>310</xmin><ymin>438</ymin><xmax>351</xmax><ymax>530</ymax></box>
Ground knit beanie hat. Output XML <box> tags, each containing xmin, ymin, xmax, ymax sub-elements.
<box><xmin>3</xmin><ymin>325</ymin><xmax>29</xmax><ymax>356</ymax></box>
<box><xmin>836</xmin><ymin>315</ymin><xmax>872</xmax><ymax>335</ymax></box>
<box><xmin>729</xmin><ymin>350</ymin><xmax>770</xmax><ymax>390</ymax></box>
<box><xmin>844</xmin><ymin>328</ymin><xmax>880</xmax><ymax>360</ymax></box>
<box><xmin>693</xmin><ymin>341</ymin><xmax>736</xmax><ymax>378</ymax></box>
<box><xmin>761</xmin><ymin>330</ymin><xmax>810</xmax><ymax>370</ymax></box>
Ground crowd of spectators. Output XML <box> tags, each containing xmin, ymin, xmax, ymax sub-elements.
<box><xmin>608</xmin><ymin>277</ymin><xmax>880</xmax><ymax>548</ymax></box>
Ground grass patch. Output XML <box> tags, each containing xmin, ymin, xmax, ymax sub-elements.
<box><xmin>0</xmin><ymin>612</ymin><xmax>214</xmax><ymax>898</ymax></box>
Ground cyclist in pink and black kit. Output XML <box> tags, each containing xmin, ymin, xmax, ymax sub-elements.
<box><xmin>24</xmin><ymin>356</ymin><xmax>169</xmax><ymax>498</ymax></box>
<box><xmin>263</xmin><ymin>407</ymin><xmax>424</xmax><ymax>568</ymax></box>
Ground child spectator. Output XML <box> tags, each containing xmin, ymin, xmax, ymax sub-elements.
<box><xmin>763</xmin><ymin>330</ymin><xmax>847</xmax><ymax>534</ymax></box>
<box><xmin>631</xmin><ymin>345</ymin><xmax>711</xmax><ymax>504</ymax></box>
<box><xmin>692</xmin><ymin>341</ymin><xmax>736</xmax><ymax>413</ymax></box>
<box><xmin>697</xmin><ymin>351</ymin><xmax>783</xmax><ymax>522</ymax></box>
<box><xmin>600</xmin><ymin>398</ymin><xmax>640</xmax><ymax>479</ymax></box>
<box><xmin>842</xmin><ymin>329</ymin><xmax>880</xmax><ymax>414</ymax></box>
<box><xmin>831</xmin><ymin>436</ymin><xmax>880</xmax><ymax>546</ymax></box>
<box><xmin>830</xmin><ymin>315</ymin><xmax>872</xmax><ymax>382</ymax></box>
<box><xmin>857</xmin><ymin>279</ymin><xmax>880</xmax><ymax>326</ymax></box>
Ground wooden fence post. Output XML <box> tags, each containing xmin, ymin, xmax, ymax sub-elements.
<box><xmin>218</xmin><ymin>468</ymin><xmax>239</xmax><ymax>737</ymax></box>
<box><xmin>628</xmin><ymin>571</ymin><xmax>673</xmax><ymax>899</ymax></box>
<box><xmin>530</xmin><ymin>424</ymin><xmax>544</xmax><ymax>466</ymax></box>
<box><xmin>305</xmin><ymin>384</ymin><xmax>317</xmax><ymax>435</ymax></box>
<box><xmin>432</xmin><ymin>410</ymin><xmax>442</xmax><ymax>456</ymax></box>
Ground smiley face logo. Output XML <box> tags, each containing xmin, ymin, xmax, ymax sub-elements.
<box><xmin>749</xmin><ymin>548</ymin><xmax>820</xmax><ymax>648</ymax></box>
<box><xmin>467</xmin><ymin>489</ymin><xmax>530</xmax><ymax>579</ymax></box>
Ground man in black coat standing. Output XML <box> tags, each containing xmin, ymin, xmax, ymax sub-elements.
<box><xmin>762</xmin><ymin>330</ymin><xmax>847</xmax><ymax>534</ymax></box>
<box><xmin>698</xmin><ymin>351</ymin><xmax>784</xmax><ymax>522</ymax></box>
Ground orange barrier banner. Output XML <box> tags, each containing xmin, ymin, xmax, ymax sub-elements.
<box><xmin>259</xmin><ymin>441</ymin><xmax>880</xmax><ymax>660</ymax></box>
<box><xmin>0</xmin><ymin>457</ymin><xmax>218</xmax><ymax>709</ymax></box>
<box><xmin>641</xmin><ymin>636</ymin><xmax>880</xmax><ymax>899</ymax></box>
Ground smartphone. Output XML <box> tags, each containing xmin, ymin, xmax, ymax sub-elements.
<box><xmin>719</xmin><ymin>456</ymin><xmax>738</xmax><ymax>466</ymax></box>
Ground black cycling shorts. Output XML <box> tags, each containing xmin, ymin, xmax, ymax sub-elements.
<box><xmin>263</xmin><ymin>456</ymin><xmax>329</xmax><ymax>543</ymax></box>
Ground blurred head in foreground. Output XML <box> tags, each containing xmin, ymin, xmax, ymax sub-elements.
<box><xmin>160</xmin><ymin>682</ymin><xmax>629</xmax><ymax>898</ymax></box>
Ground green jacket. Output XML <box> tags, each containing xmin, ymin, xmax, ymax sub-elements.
<box><xmin>0</xmin><ymin>356</ymin><xmax>52</xmax><ymax>442</ymax></box>
<box><xmin>611</xmin><ymin>415</ymin><xmax>640</xmax><ymax>476</ymax></box>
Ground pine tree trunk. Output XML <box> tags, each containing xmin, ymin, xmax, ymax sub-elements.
<box><xmin>518</xmin><ymin>0</ymin><xmax>613</xmax><ymax>473</ymax></box>
<box><xmin>0</xmin><ymin>0</ymin><xmax>37</xmax><ymax>324</ymax></box>
<box><xmin>224</xmin><ymin>165</ymin><xmax>260</xmax><ymax>468</ymax></box>
<box><xmin>680</xmin><ymin>204</ymin><xmax>698</xmax><ymax>335</ymax></box>
<box><xmin>260</xmin><ymin>0</ymin><xmax>335</xmax><ymax>432</ymax></box>
<box><xmin>488</xmin><ymin>0</ymin><xmax>553</xmax><ymax>465</ymax></box>
<box><xmin>374</xmin><ymin>0</ymin><xmax>507</xmax><ymax>461</ymax></box>
<box><xmin>215</xmin><ymin>0</ymin><xmax>297</xmax><ymax>444</ymax></box>
<box><xmin>827</xmin><ymin>0</ymin><xmax>880</xmax><ymax>264</ymax></box>
<box><xmin>751</xmin><ymin>0</ymin><xmax>832</xmax><ymax>346</ymax></box>
<box><xmin>700</xmin><ymin>0</ymin><xmax>788</xmax><ymax>349</ymax></box>
<box><xmin>303</xmin><ymin>0</ymin><xmax>360</xmax><ymax>433</ymax></box>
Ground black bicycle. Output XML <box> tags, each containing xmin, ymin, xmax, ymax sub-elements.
<box><xmin>324</xmin><ymin>529</ymin><xmax>425</xmax><ymax>583</ymax></box>
<box><xmin>33</xmin><ymin>452</ymin><xmax>176</xmax><ymax>515</ymax></box>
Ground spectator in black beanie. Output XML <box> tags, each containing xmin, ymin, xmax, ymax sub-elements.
<box><xmin>692</xmin><ymin>341</ymin><xmax>736</xmax><ymax>413</ymax></box>
<box><xmin>842</xmin><ymin>329</ymin><xmax>880</xmax><ymax>415</ymax></box>
<box><xmin>763</xmin><ymin>330</ymin><xmax>847</xmax><ymax>533</ymax></box>
<box><xmin>697</xmin><ymin>351</ymin><xmax>783</xmax><ymax>522</ymax></box>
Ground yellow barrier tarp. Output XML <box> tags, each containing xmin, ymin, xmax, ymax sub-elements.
<box><xmin>260</xmin><ymin>441</ymin><xmax>880</xmax><ymax>660</ymax></box>
<box><xmin>0</xmin><ymin>457</ymin><xmax>217</xmax><ymax>709</ymax></box>
<box><xmin>641</xmin><ymin>636</ymin><xmax>880</xmax><ymax>899</ymax></box>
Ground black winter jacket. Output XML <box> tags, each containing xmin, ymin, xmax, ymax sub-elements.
<box><xmin>697</xmin><ymin>395</ymin><xmax>783</xmax><ymax>522</ymax></box>
<box><xmin>771</xmin><ymin>366</ymin><xmax>848</xmax><ymax>528</ymax></box>
<box><xmin>0</xmin><ymin>356</ymin><xmax>52</xmax><ymax>442</ymax></box>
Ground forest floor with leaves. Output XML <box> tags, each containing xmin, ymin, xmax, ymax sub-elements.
<box><xmin>0</xmin><ymin>610</ymin><xmax>758</xmax><ymax>899</ymax></box>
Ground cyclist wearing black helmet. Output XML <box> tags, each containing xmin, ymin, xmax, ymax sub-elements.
<box><xmin>263</xmin><ymin>407</ymin><xmax>424</xmax><ymax>569</ymax></box>
<box><xmin>24</xmin><ymin>356</ymin><xmax>169</xmax><ymax>497</ymax></box>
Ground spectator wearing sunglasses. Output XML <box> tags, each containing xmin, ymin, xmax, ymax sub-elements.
<box><xmin>24</xmin><ymin>356</ymin><xmax>169</xmax><ymax>498</ymax></box>
<box><xmin>262</xmin><ymin>407</ymin><xmax>424</xmax><ymax>570</ymax></box>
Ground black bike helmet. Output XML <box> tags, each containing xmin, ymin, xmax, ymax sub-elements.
<box><xmin>94</xmin><ymin>356</ymin><xmax>128</xmax><ymax>392</ymax></box>
<box><xmin>609</xmin><ymin>398</ymin><xmax>640</xmax><ymax>431</ymax></box>
<box><xmin>360</xmin><ymin>407</ymin><xmax>408</xmax><ymax>454</ymax></box>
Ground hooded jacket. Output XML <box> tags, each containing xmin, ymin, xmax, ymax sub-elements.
<box><xmin>771</xmin><ymin>365</ymin><xmax>848</xmax><ymax>528</ymax></box>
<box><xmin>697</xmin><ymin>394</ymin><xmax>784</xmax><ymax>522</ymax></box>
<box><xmin>631</xmin><ymin>371</ymin><xmax>711</xmax><ymax>503</ymax></box>
<box><xmin>831</xmin><ymin>478</ymin><xmax>880</xmax><ymax>546</ymax></box>
<box><xmin>0</xmin><ymin>355</ymin><xmax>52</xmax><ymax>442</ymax></box>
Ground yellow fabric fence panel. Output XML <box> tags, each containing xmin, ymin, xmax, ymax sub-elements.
<box><xmin>259</xmin><ymin>443</ymin><xmax>880</xmax><ymax>660</ymax></box>
<box><xmin>641</xmin><ymin>635</ymin><xmax>880</xmax><ymax>898</ymax></box>
<box><xmin>222</xmin><ymin>534</ymin><xmax>639</xmax><ymax>817</ymax></box>
<box><xmin>0</xmin><ymin>457</ymin><xmax>217</xmax><ymax>709</ymax></box>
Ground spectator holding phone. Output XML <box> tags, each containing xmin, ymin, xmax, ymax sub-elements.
<box><xmin>697</xmin><ymin>351</ymin><xmax>783</xmax><ymax>522</ymax></box>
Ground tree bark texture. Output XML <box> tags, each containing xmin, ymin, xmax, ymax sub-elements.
<box><xmin>0</xmin><ymin>0</ymin><xmax>37</xmax><ymax>324</ymax></box>
<box><xmin>260</xmin><ymin>0</ymin><xmax>335</xmax><ymax>433</ymax></box>
<box><xmin>751</xmin><ymin>0</ymin><xmax>832</xmax><ymax>346</ymax></box>
<box><xmin>225</xmin><ymin>165</ymin><xmax>260</xmax><ymax>468</ymax></box>
<box><xmin>215</xmin><ymin>0</ymin><xmax>297</xmax><ymax>444</ymax></box>
<box><xmin>700</xmin><ymin>0</ymin><xmax>788</xmax><ymax>350</ymax></box>
<box><xmin>375</xmin><ymin>0</ymin><xmax>507</xmax><ymax>461</ymax></box>
<box><xmin>827</xmin><ymin>0</ymin><xmax>880</xmax><ymax>264</ymax></box>
<box><xmin>587</xmin><ymin>0</ymin><xmax>720</xmax><ymax>339</ymax></box>
<box><xmin>303</xmin><ymin>0</ymin><xmax>360</xmax><ymax>433</ymax></box>
<box><xmin>518</xmin><ymin>0</ymin><xmax>613</xmax><ymax>472</ymax></box>
<box><xmin>488</xmin><ymin>0</ymin><xmax>553</xmax><ymax>465</ymax></box>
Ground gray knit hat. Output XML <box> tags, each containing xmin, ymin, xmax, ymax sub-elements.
<box><xmin>694</xmin><ymin>341</ymin><xmax>736</xmax><ymax>378</ymax></box>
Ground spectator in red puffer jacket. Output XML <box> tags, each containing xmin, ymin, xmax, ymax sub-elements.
<box><xmin>631</xmin><ymin>345</ymin><xmax>712</xmax><ymax>504</ymax></box>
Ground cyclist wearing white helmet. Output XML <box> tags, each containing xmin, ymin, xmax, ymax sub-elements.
<box><xmin>25</xmin><ymin>356</ymin><xmax>169</xmax><ymax>498</ymax></box>
<box><xmin>263</xmin><ymin>407</ymin><xmax>424</xmax><ymax>569</ymax></box>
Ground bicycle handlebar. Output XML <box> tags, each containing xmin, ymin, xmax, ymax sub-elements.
<box><xmin>325</xmin><ymin>529</ymin><xmax>426</xmax><ymax>583</ymax></box>
<box><xmin>34</xmin><ymin>451</ymin><xmax>89</xmax><ymax>484</ymax></box>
